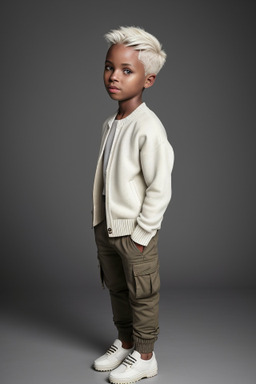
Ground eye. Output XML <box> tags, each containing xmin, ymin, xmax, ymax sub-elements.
<box><xmin>123</xmin><ymin>68</ymin><xmax>132</xmax><ymax>75</ymax></box>
<box><xmin>105</xmin><ymin>65</ymin><xmax>113</xmax><ymax>71</ymax></box>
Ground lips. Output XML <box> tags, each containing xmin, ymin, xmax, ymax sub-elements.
<box><xmin>108</xmin><ymin>86</ymin><xmax>121</xmax><ymax>93</ymax></box>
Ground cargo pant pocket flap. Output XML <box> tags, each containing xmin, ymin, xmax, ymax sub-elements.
<box><xmin>133</xmin><ymin>260</ymin><xmax>160</xmax><ymax>299</ymax></box>
<box><xmin>133</xmin><ymin>260</ymin><xmax>158</xmax><ymax>277</ymax></box>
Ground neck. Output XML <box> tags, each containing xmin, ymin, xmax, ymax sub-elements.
<box><xmin>116</xmin><ymin>98</ymin><xmax>143</xmax><ymax>120</ymax></box>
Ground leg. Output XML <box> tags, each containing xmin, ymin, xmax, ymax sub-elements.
<box><xmin>94</xmin><ymin>220</ymin><xmax>133</xmax><ymax>344</ymax></box>
<box><xmin>111</xmin><ymin>233</ymin><xmax>160</xmax><ymax>354</ymax></box>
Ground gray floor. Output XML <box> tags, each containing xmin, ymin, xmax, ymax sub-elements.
<box><xmin>1</xmin><ymin>288</ymin><xmax>256</xmax><ymax>384</ymax></box>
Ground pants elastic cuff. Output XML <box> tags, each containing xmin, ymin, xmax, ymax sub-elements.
<box><xmin>133</xmin><ymin>336</ymin><xmax>156</xmax><ymax>354</ymax></box>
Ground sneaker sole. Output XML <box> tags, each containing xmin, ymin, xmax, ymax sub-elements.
<box><xmin>109</xmin><ymin>368</ymin><xmax>158</xmax><ymax>384</ymax></box>
<box><xmin>94</xmin><ymin>361</ymin><xmax>122</xmax><ymax>372</ymax></box>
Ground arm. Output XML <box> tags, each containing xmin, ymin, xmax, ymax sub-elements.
<box><xmin>131</xmin><ymin>136</ymin><xmax>174</xmax><ymax>246</ymax></box>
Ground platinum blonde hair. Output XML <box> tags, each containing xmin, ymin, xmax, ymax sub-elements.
<box><xmin>104</xmin><ymin>26</ymin><xmax>167</xmax><ymax>75</ymax></box>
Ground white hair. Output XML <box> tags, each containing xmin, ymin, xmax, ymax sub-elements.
<box><xmin>104</xmin><ymin>26</ymin><xmax>167</xmax><ymax>75</ymax></box>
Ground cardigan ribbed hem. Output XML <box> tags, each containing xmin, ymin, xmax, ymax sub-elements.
<box><xmin>109</xmin><ymin>219</ymin><xmax>136</xmax><ymax>237</ymax></box>
<box><xmin>108</xmin><ymin>219</ymin><xmax>156</xmax><ymax>246</ymax></box>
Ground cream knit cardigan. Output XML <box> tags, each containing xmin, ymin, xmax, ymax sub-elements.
<box><xmin>92</xmin><ymin>103</ymin><xmax>174</xmax><ymax>246</ymax></box>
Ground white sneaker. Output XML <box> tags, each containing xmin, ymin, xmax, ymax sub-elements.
<box><xmin>94</xmin><ymin>339</ymin><xmax>133</xmax><ymax>372</ymax></box>
<box><xmin>109</xmin><ymin>350</ymin><xmax>158</xmax><ymax>384</ymax></box>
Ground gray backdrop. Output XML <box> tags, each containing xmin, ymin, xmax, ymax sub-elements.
<box><xmin>1</xmin><ymin>0</ymin><xmax>256</xmax><ymax>292</ymax></box>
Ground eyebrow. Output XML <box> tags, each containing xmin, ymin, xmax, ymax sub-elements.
<box><xmin>105</xmin><ymin>60</ymin><xmax>134</xmax><ymax>67</ymax></box>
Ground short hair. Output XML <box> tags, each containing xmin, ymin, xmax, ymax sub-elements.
<box><xmin>104</xmin><ymin>26</ymin><xmax>167</xmax><ymax>75</ymax></box>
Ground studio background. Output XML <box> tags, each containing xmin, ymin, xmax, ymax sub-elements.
<box><xmin>1</xmin><ymin>0</ymin><xmax>256</xmax><ymax>294</ymax></box>
<box><xmin>1</xmin><ymin>2</ymin><xmax>256</xmax><ymax>384</ymax></box>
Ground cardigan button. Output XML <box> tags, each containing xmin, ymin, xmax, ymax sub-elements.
<box><xmin>107</xmin><ymin>228</ymin><xmax>112</xmax><ymax>234</ymax></box>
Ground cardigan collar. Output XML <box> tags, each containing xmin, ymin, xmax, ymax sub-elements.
<box><xmin>107</xmin><ymin>102</ymin><xmax>147</xmax><ymax>128</ymax></box>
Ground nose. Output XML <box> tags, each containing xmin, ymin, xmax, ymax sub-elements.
<box><xmin>109</xmin><ymin>69</ymin><xmax>119</xmax><ymax>82</ymax></box>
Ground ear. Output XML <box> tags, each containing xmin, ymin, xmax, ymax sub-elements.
<box><xmin>144</xmin><ymin>74</ymin><xmax>156</xmax><ymax>89</ymax></box>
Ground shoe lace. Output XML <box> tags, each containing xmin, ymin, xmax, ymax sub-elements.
<box><xmin>123</xmin><ymin>354</ymin><xmax>137</xmax><ymax>367</ymax></box>
<box><xmin>106</xmin><ymin>344</ymin><xmax>118</xmax><ymax>355</ymax></box>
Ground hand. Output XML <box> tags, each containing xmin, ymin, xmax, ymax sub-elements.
<box><xmin>133</xmin><ymin>241</ymin><xmax>144</xmax><ymax>253</ymax></box>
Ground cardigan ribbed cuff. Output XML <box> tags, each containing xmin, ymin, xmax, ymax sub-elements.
<box><xmin>131</xmin><ymin>225</ymin><xmax>157</xmax><ymax>247</ymax></box>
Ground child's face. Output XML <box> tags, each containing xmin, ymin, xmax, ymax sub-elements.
<box><xmin>104</xmin><ymin>44</ymin><xmax>150</xmax><ymax>103</ymax></box>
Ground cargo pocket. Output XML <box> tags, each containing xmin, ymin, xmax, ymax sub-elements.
<box><xmin>133</xmin><ymin>259</ymin><xmax>160</xmax><ymax>299</ymax></box>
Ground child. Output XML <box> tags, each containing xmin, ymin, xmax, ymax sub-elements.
<box><xmin>92</xmin><ymin>26</ymin><xmax>174</xmax><ymax>384</ymax></box>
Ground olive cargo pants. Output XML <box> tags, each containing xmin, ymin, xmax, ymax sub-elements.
<box><xmin>94</xmin><ymin>218</ymin><xmax>160</xmax><ymax>354</ymax></box>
